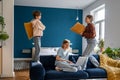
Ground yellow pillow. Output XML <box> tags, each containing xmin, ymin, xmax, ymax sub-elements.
<box><xmin>70</xmin><ymin>22</ymin><xmax>85</xmax><ymax>34</ymax></box>
<box><xmin>24</xmin><ymin>22</ymin><xmax>33</xmax><ymax>40</ymax></box>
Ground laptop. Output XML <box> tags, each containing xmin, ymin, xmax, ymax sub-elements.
<box><xmin>70</xmin><ymin>57</ymin><xmax>88</xmax><ymax>67</ymax></box>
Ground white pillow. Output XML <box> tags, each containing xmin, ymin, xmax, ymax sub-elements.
<box><xmin>50</xmin><ymin>47</ymin><xmax>59</xmax><ymax>53</ymax></box>
<box><xmin>40</xmin><ymin>47</ymin><xmax>60</xmax><ymax>55</ymax></box>
<box><xmin>40</xmin><ymin>47</ymin><xmax>52</xmax><ymax>53</ymax></box>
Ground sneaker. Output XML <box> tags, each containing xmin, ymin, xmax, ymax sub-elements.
<box><xmin>37</xmin><ymin>60</ymin><xmax>42</xmax><ymax>64</ymax></box>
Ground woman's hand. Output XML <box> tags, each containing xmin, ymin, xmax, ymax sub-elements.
<box><xmin>80</xmin><ymin>32</ymin><xmax>83</xmax><ymax>35</ymax></box>
<box><xmin>66</xmin><ymin>60</ymin><xmax>73</xmax><ymax>64</ymax></box>
<box><xmin>56</xmin><ymin>55</ymin><xmax>67</xmax><ymax>62</ymax></box>
<box><xmin>56</xmin><ymin>55</ymin><xmax>73</xmax><ymax>63</ymax></box>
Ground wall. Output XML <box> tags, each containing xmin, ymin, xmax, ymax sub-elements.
<box><xmin>0</xmin><ymin>1</ymin><xmax>2</xmax><ymax>15</ymax></box>
<box><xmin>83</xmin><ymin>0</ymin><xmax>120</xmax><ymax>51</ymax></box>
<box><xmin>14</xmin><ymin>6</ymin><xmax>83</xmax><ymax>58</ymax></box>
<box><xmin>1</xmin><ymin>0</ymin><xmax>14</xmax><ymax>77</ymax></box>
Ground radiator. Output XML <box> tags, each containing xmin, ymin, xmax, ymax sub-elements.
<box><xmin>14</xmin><ymin>48</ymin><xmax>34</xmax><ymax>70</ymax></box>
<box><xmin>14</xmin><ymin>58</ymin><xmax>32</xmax><ymax>70</ymax></box>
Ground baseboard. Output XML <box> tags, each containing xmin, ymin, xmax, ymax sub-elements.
<box><xmin>0</xmin><ymin>71</ymin><xmax>15</xmax><ymax>77</ymax></box>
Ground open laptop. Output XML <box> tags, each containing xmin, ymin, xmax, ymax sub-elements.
<box><xmin>70</xmin><ymin>57</ymin><xmax>88</xmax><ymax>67</ymax></box>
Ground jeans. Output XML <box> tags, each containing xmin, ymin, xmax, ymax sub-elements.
<box><xmin>33</xmin><ymin>36</ymin><xmax>41</xmax><ymax>61</ymax></box>
<box><xmin>82</xmin><ymin>38</ymin><xmax>97</xmax><ymax>57</ymax></box>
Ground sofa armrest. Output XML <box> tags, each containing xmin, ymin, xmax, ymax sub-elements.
<box><xmin>30</xmin><ymin>61</ymin><xmax>45</xmax><ymax>80</ymax></box>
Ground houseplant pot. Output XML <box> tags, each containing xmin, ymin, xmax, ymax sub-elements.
<box><xmin>0</xmin><ymin>32</ymin><xmax>9</xmax><ymax>41</ymax></box>
<box><xmin>98</xmin><ymin>39</ymin><xmax>104</xmax><ymax>53</ymax></box>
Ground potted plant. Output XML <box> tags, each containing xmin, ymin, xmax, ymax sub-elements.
<box><xmin>102</xmin><ymin>47</ymin><xmax>120</xmax><ymax>59</ymax></box>
<box><xmin>98</xmin><ymin>39</ymin><xmax>104</xmax><ymax>53</ymax></box>
<box><xmin>0</xmin><ymin>16</ymin><xmax>9</xmax><ymax>45</ymax></box>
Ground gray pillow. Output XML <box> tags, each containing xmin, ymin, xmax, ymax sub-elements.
<box><xmin>89</xmin><ymin>56</ymin><xmax>99</xmax><ymax>67</ymax></box>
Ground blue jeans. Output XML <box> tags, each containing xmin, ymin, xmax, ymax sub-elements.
<box><xmin>33</xmin><ymin>36</ymin><xmax>41</xmax><ymax>61</ymax></box>
<box><xmin>82</xmin><ymin>38</ymin><xmax>97</xmax><ymax>56</ymax></box>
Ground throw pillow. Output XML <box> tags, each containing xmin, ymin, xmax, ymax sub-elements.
<box><xmin>70</xmin><ymin>22</ymin><xmax>85</xmax><ymax>34</ymax></box>
<box><xmin>24</xmin><ymin>22</ymin><xmax>33</xmax><ymax>40</ymax></box>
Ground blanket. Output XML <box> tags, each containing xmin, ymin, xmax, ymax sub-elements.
<box><xmin>100</xmin><ymin>54</ymin><xmax>120</xmax><ymax>80</ymax></box>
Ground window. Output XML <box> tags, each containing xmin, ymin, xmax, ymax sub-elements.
<box><xmin>91</xmin><ymin>4</ymin><xmax>105</xmax><ymax>42</ymax></box>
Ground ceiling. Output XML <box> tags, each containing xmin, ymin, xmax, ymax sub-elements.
<box><xmin>14</xmin><ymin>0</ymin><xmax>97</xmax><ymax>9</ymax></box>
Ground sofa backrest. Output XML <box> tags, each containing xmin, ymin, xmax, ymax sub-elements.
<box><xmin>40</xmin><ymin>55</ymin><xmax>79</xmax><ymax>70</ymax></box>
<box><xmin>40</xmin><ymin>55</ymin><xmax>56</xmax><ymax>70</ymax></box>
<box><xmin>40</xmin><ymin>54</ymin><xmax>99</xmax><ymax>70</ymax></box>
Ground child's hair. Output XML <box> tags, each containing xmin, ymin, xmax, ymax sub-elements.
<box><xmin>32</xmin><ymin>10</ymin><xmax>41</xmax><ymax>19</ymax></box>
<box><xmin>86</xmin><ymin>15</ymin><xmax>93</xmax><ymax>22</ymax></box>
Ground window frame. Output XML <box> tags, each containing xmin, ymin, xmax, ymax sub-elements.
<box><xmin>91</xmin><ymin>4</ymin><xmax>105</xmax><ymax>41</ymax></box>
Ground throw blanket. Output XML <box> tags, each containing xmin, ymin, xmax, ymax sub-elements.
<box><xmin>100</xmin><ymin>54</ymin><xmax>120</xmax><ymax>80</ymax></box>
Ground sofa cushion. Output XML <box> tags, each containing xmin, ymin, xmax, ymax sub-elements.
<box><xmin>45</xmin><ymin>70</ymin><xmax>89</xmax><ymax>79</ymax></box>
<box><xmin>85</xmin><ymin>68</ymin><xmax>107</xmax><ymax>78</ymax></box>
<box><xmin>40</xmin><ymin>55</ymin><xmax>56</xmax><ymax>70</ymax></box>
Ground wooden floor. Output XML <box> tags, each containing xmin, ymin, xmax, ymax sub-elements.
<box><xmin>0</xmin><ymin>70</ymin><xmax>29</xmax><ymax>80</ymax></box>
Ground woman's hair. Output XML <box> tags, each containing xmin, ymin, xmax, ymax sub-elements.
<box><xmin>86</xmin><ymin>15</ymin><xmax>93</xmax><ymax>22</ymax></box>
<box><xmin>32</xmin><ymin>10</ymin><xmax>41</xmax><ymax>19</ymax></box>
<box><xmin>62</xmin><ymin>39</ymin><xmax>70</xmax><ymax>48</ymax></box>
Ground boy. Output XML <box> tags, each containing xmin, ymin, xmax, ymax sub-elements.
<box><xmin>31</xmin><ymin>10</ymin><xmax>46</xmax><ymax>63</ymax></box>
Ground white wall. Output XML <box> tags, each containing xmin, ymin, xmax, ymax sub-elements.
<box><xmin>0</xmin><ymin>1</ymin><xmax>2</xmax><ymax>15</ymax></box>
<box><xmin>83</xmin><ymin>0</ymin><xmax>120</xmax><ymax>51</ymax></box>
<box><xmin>1</xmin><ymin>0</ymin><xmax>14</xmax><ymax>77</ymax></box>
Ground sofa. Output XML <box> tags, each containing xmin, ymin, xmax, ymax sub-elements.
<box><xmin>30</xmin><ymin>55</ymin><xmax>107</xmax><ymax>80</ymax></box>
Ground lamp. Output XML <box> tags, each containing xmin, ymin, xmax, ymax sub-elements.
<box><xmin>76</xmin><ymin>9</ymin><xmax>79</xmax><ymax>21</ymax></box>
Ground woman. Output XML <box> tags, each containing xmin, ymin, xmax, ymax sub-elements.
<box><xmin>81</xmin><ymin>15</ymin><xmax>96</xmax><ymax>56</ymax></box>
<box><xmin>55</xmin><ymin>39</ymin><xmax>79</xmax><ymax>72</ymax></box>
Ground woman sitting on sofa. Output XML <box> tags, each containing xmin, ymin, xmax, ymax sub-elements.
<box><xmin>55</xmin><ymin>39</ymin><xmax>99</xmax><ymax>72</ymax></box>
<box><xmin>55</xmin><ymin>39</ymin><xmax>80</xmax><ymax>72</ymax></box>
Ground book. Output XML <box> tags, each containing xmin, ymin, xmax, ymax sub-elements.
<box><xmin>24</xmin><ymin>22</ymin><xmax>33</xmax><ymax>40</ymax></box>
<box><xmin>70</xmin><ymin>22</ymin><xmax>85</xmax><ymax>34</ymax></box>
